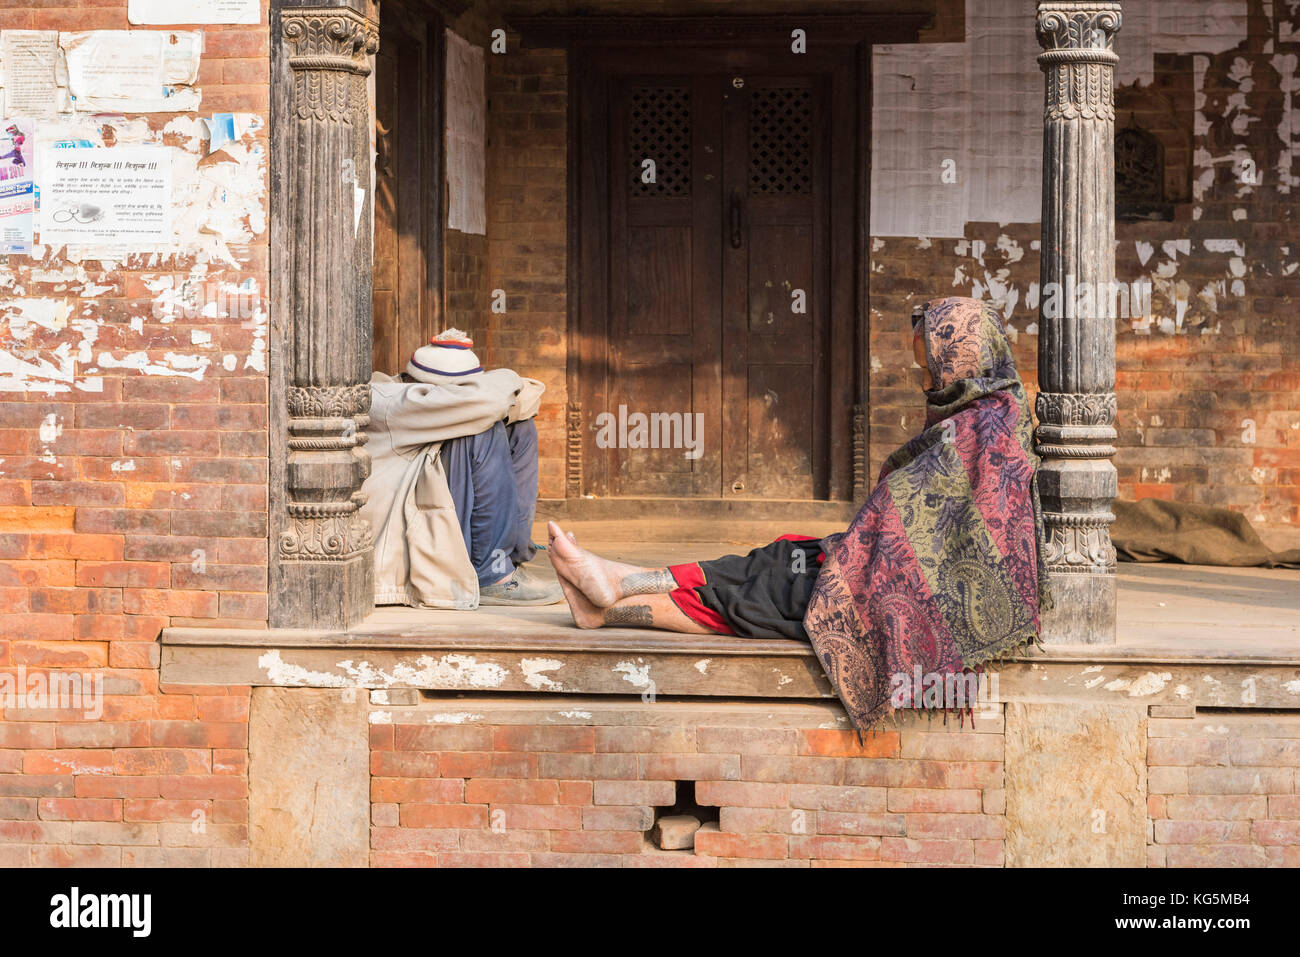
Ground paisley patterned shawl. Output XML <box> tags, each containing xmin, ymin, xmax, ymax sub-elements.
<box><xmin>803</xmin><ymin>297</ymin><xmax>1051</xmax><ymax>731</ymax></box>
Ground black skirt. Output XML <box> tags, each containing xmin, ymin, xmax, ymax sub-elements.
<box><xmin>667</xmin><ymin>535</ymin><xmax>826</xmax><ymax>640</ymax></box>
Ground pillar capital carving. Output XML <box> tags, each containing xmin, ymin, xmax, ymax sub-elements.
<box><xmin>1035</xmin><ymin>3</ymin><xmax>1121</xmax><ymax>56</ymax></box>
<box><xmin>282</xmin><ymin>8</ymin><xmax>378</xmax><ymax>123</ymax></box>
<box><xmin>282</xmin><ymin>7</ymin><xmax>379</xmax><ymax>74</ymax></box>
<box><xmin>1036</xmin><ymin>3</ymin><xmax>1121</xmax><ymax>122</ymax></box>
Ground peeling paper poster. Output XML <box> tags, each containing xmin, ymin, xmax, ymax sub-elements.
<box><xmin>37</xmin><ymin>145</ymin><xmax>172</xmax><ymax>246</ymax></box>
<box><xmin>129</xmin><ymin>0</ymin><xmax>260</xmax><ymax>25</ymax></box>
<box><xmin>1</xmin><ymin>31</ymin><xmax>59</xmax><ymax>116</ymax></box>
<box><xmin>0</xmin><ymin>118</ymin><xmax>35</xmax><ymax>254</ymax></box>
<box><xmin>445</xmin><ymin>30</ymin><xmax>485</xmax><ymax>235</ymax></box>
<box><xmin>61</xmin><ymin>30</ymin><xmax>202</xmax><ymax>114</ymax></box>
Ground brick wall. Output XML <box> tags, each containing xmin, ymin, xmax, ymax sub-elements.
<box><xmin>868</xmin><ymin>10</ymin><xmax>1299</xmax><ymax>534</ymax></box>
<box><xmin>0</xmin><ymin>0</ymin><xmax>267</xmax><ymax>864</ymax></box>
<box><xmin>368</xmin><ymin>700</ymin><xmax>1008</xmax><ymax>867</ymax></box>
<box><xmin>485</xmin><ymin>37</ymin><xmax>569</xmax><ymax>498</ymax></box>
<box><xmin>1147</xmin><ymin>713</ymin><xmax>1300</xmax><ymax>867</ymax></box>
<box><xmin>370</xmin><ymin>698</ymin><xmax>1298</xmax><ymax>868</ymax></box>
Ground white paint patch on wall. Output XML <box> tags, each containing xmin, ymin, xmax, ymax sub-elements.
<box><xmin>1117</xmin><ymin>2</ymin><xmax>1251</xmax><ymax>87</ymax></box>
<box><xmin>871</xmin><ymin>0</ymin><xmax>1257</xmax><ymax>238</ymax></box>
<box><xmin>520</xmin><ymin>657</ymin><xmax>564</xmax><ymax>691</ymax></box>
<box><xmin>0</xmin><ymin>112</ymin><xmax>267</xmax><ymax>394</ymax></box>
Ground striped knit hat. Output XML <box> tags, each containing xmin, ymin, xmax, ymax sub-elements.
<box><xmin>407</xmin><ymin>329</ymin><xmax>484</xmax><ymax>385</ymax></box>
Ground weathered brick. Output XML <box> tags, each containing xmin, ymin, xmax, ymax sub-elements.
<box><xmin>492</xmin><ymin>725</ymin><xmax>595</xmax><ymax>753</ymax></box>
<box><xmin>593</xmin><ymin>780</ymin><xmax>677</xmax><ymax>807</ymax></box>
<box><xmin>582</xmin><ymin>805</ymin><xmax>652</xmax><ymax>831</ymax></box>
<box><xmin>696</xmin><ymin>827</ymin><xmax>788</xmax><ymax>860</ymax></box>
<box><xmin>886</xmin><ymin>788</ymin><xmax>983</xmax><ymax>813</ymax></box>
<box><xmin>789</xmin><ymin>834</ymin><xmax>881</xmax><ymax>861</ymax></box>
<box><xmin>400</xmin><ymin>804</ymin><xmax>489</xmax><ymax>829</ymax></box>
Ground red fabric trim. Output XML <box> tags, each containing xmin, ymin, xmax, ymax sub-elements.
<box><xmin>668</xmin><ymin>562</ymin><xmax>704</xmax><ymax>588</ymax></box>
<box><xmin>667</xmin><ymin>562</ymin><xmax>733</xmax><ymax>635</ymax></box>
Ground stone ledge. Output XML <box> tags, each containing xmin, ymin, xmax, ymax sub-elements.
<box><xmin>160</xmin><ymin>626</ymin><xmax>1300</xmax><ymax>710</ymax></box>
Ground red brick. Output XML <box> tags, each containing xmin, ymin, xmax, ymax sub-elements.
<box><xmin>581</xmin><ymin>805</ymin><xmax>652</xmax><ymax>831</ymax></box>
<box><xmin>114</xmin><ymin>748</ymin><xmax>211</xmax><ymax>775</ymax></box>
<box><xmin>158</xmin><ymin>776</ymin><xmax>247</xmax><ymax>801</ymax></box>
<box><xmin>395</xmin><ymin>724</ymin><xmax>492</xmax><ymax>752</ymax></box>
<box><xmin>694</xmin><ymin>779</ymin><xmax>790</xmax><ymax>808</ymax></box>
<box><xmin>789</xmin><ymin>834</ymin><xmax>881</xmax><ymax>861</ymax></box>
<box><xmin>492</xmin><ymin>725</ymin><xmax>595</xmax><ymax>752</ymax></box>
<box><xmin>697</xmin><ymin>726</ymin><xmax>797</xmax><ymax>754</ymax></box>
<box><xmin>493</xmin><ymin>804</ymin><xmax>584</xmax><ymax>830</ymax></box>
<box><xmin>370</xmin><ymin>751</ymin><xmax>440</xmax><ymax>777</ymax></box>
<box><xmin>464</xmin><ymin>779</ymin><xmax>558</xmax><ymax>806</ymax></box>
<box><xmin>800</xmin><ymin>729</ymin><xmax>900</xmax><ymax>758</ymax></box>
<box><xmin>400</xmin><ymin>804</ymin><xmax>488</xmax><ymax>829</ymax></box>
<box><xmin>38</xmin><ymin>798</ymin><xmax>122</xmax><ymax>822</ymax></box>
<box><xmin>880</xmin><ymin>836</ymin><xmax>975</xmax><ymax>864</ymax></box>
<box><xmin>697</xmin><ymin>829</ymin><xmax>789</xmax><ymax>860</ymax></box>
<box><xmin>905</xmin><ymin>812</ymin><xmax>1005</xmax><ymax>840</ymax></box>
<box><xmin>23</xmin><ymin>750</ymin><xmax>115</xmax><ymax>775</ymax></box>
<box><xmin>549</xmin><ymin>829</ymin><xmax>642</xmax><ymax>854</ymax></box>
<box><xmin>886</xmin><ymin>789</ymin><xmax>983</xmax><ymax>813</ymax></box>
<box><xmin>371</xmin><ymin>778</ymin><xmax>465</xmax><ymax>804</ymax></box>
<box><xmin>77</xmin><ymin>561</ymin><xmax>170</xmax><ymax>588</ymax></box>
<box><xmin>370</xmin><ymin>826</ymin><xmax>460</xmax><ymax>853</ymax></box>
<box><xmin>437</xmin><ymin>750</ymin><xmax>536</xmax><ymax>779</ymax></box>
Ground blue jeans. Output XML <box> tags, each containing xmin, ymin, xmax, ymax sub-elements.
<box><xmin>440</xmin><ymin>419</ymin><xmax>539</xmax><ymax>587</ymax></box>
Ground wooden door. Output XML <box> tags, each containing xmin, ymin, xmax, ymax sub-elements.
<box><xmin>605</xmin><ymin>77</ymin><xmax>723</xmax><ymax>496</ymax></box>
<box><xmin>721</xmin><ymin>77</ymin><xmax>829</xmax><ymax>499</ymax></box>
<box><xmin>372</xmin><ymin>1</ymin><xmax>444</xmax><ymax>376</ymax></box>
<box><xmin>580</xmin><ymin>49</ymin><xmax>855</xmax><ymax>501</ymax></box>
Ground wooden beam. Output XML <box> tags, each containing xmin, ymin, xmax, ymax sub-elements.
<box><xmin>507</xmin><ymin>13</ymin><xmax>932</xmax><ymax>49</ymax></box>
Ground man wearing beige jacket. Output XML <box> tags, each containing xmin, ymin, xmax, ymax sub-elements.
<box><xmin>359</xmin><ymin>332</ymin><xmax>562</xmax><ymax>609</ymax></box>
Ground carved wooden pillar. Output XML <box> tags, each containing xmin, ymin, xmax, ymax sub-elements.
<box><xmin>1034</xmin><ymin>2</ymin><xmax>1121</xmax><ymax>644</ymax></box>
<box><xmin>270</xmin><ymin>1</ymin><xmax>379</xmax><ymax>629</ymax></box>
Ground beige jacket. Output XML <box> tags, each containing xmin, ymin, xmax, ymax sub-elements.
<box><xmin>360</xmin><ymin>370</ymin><xmax>544</xmax><ymax>609</ymax></box>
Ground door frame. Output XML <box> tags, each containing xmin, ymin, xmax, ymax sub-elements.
<box><xmin>541</xmin><ymin>15</ymin><xmax>927</xmax><ymax>503</ymax></box>
<box><xmin>372</xmin><ymin>0</ymin><xmax>448</xmax><ymax>376</ymax></box>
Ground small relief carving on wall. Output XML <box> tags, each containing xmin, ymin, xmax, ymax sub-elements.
<box><xmin>1115</xmin><ymin>115</ymin><xmax>1172</xmax><ymax>222</ymax></box>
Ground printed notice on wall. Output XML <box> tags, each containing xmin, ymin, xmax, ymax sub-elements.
<box><xmin>0</xmin><ymin>31</ymin><xmax>59</xmax><ymax>116</ymax></box>
<box><xmin>61</xmin><ymin>30</ymin><xmax>202</xmax><ymax>113</ymax></box>
<box><xmin>0</xmin><ymin>118</ymin><xmax>34</xmax><ymax>254</ymax></box>
<box><xmin>37</xmin><ymin>145</ymin><xmax>172</xmax><ymax>246</ymax></box>
<box><xmin>444</xmin><ymin>30</ymin><xmax>485</xmax><ymax>235</ymax></box>
<box><xmin>129</xmin><ymin>0</ymin><xmax>260</xmax><ymax>25</ymax></box>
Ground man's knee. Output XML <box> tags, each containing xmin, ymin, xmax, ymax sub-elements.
<box><xmin>470</xmin><ymin>420</ymin><xmax>510</xmax><ymax>468</ymax></box>
<box><xmin>507</xmin><ymin>418</ymin><xmax>538</xmax><ymax>458</ymax></box>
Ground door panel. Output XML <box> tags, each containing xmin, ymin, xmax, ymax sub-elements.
<box><xmin>625</xmin><ymin>226</ymin><xmax>691</xmax><ymax>336</ymax></box>
<box><xmin>722</xmin><ymin>77</ymin><xmax>828</xmax><ymax>500</ymax></box>
<box><xmin>606</xmin><ymin>77</ymin><xmax>723</xmax><ymax>497</ymax></box>
<box><xmin>579</xmin><ymin>48</ymin><xmax>855</xmax><ymax>502</ymax></box>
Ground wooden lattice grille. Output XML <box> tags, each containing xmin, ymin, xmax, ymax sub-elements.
<box><xmin>749</xmin><ymin>87</ymin><xmax>812</xmax><ymax>195</ymax></box>
<box><xmin>628</xmin><ymin>86</ymin><xmax>692</xmax><ymax>197</ymax></box>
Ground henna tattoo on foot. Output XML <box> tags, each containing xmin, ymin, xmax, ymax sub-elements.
<box><xmin>603</xmin><ymin>604</ymin><xmax>655</xmax><ymax>626</ymax></box>
<box><xmin>618</xmin><ymin>569</ymin><xmax>677</xmax><ymax>598</ymax></box>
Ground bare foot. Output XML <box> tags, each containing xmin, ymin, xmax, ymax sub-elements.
<box><xmin>546</xmin><ymin>520</ymin><xmax>631</xmax><ymax>608</ymax></box>
<box><xmin>555</xmin><ymin>571</ymin><xmax>604</xmax><ymax>629</ymax></box>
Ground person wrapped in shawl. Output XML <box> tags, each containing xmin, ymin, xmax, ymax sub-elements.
<box><xmin>547</xmin><ymin>296</ymin><xmax>1050</xmax><ymax>730</ymax></box>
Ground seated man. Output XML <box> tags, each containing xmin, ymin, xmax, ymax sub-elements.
<box><xmin>360</xmin><ymin>331</ymin><xmax>562</xmax><ymax>608</ymax></box>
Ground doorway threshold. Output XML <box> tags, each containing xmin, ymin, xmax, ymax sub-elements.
<box><xmin>534</xmin><ymin>498</ymin><xmax>856</xmax><ymax>543</ymax></box>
